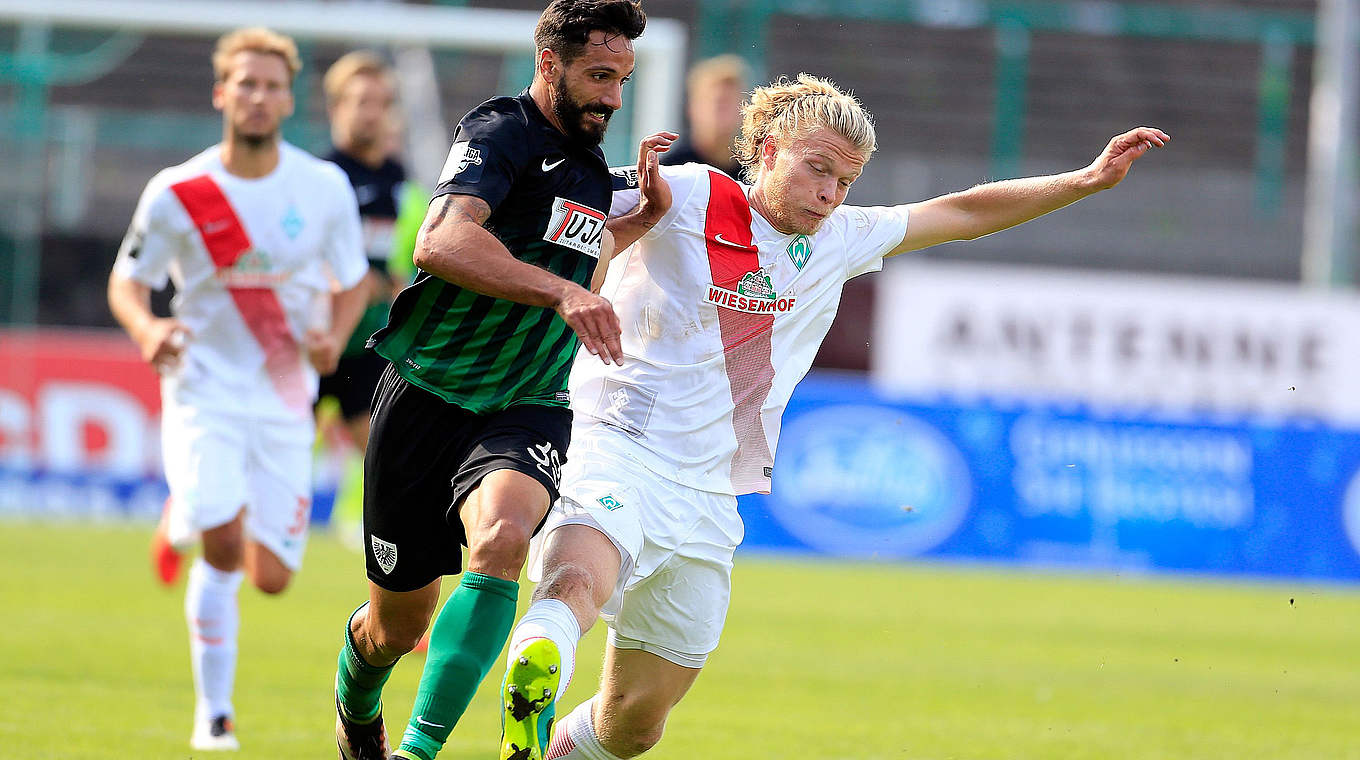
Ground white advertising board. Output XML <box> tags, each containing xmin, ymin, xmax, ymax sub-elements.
<box><xmin>872</xmin><ymin>260</ymin><xmax>1360</xmax><ymax>426</ymax></box>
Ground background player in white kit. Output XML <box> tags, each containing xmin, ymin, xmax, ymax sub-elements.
<box><xmin>496</xmin><ymin>74</ymin><xmax>1169</xmax><ymax>760</ymax></box>
<box><xmin>107</xmin><ymin>27</ymin><xmax>369</xmax><ymax>752</ymax></box>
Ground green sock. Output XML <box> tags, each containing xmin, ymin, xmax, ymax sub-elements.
<box><xmin>397</xmin><ymin>572</ymin><xmax>519</xmax><ymax>760</ymax></box>
<box><xmin>336</xmin><ymin>602</ymin><xmax>395</xmax><ymax>723</ymax></box>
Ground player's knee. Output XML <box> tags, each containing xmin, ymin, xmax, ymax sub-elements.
<box><xmin>537</xmin><ymin>562</ymin><xmax>606</xmax><ymax>610</ymax></box>
<box><xmin>366</xmin><ymin>616</ymin><xmax>425</xmax><ymax>658</ymax></box>
<box><xmin>252</xmin><ymin>571</ymin><xmax>291</xmax><ymax>595</ymax></box>
<box><xmin>201</xmin><ymin>538</ymin><xmax>245</xmax><ymax>571</ymax></box>
<box><xmin>619</xmin><ymin>723</ymin><xmax>665</xmax><ymax>756</ymax></box>
<box><xmin>600</xmin><ymin>692</ymin><xmax>670</xmax><ymax>755</ymax></box>
<box><xmin>467</xmin><ymin>516</ymin><xmax>533</xmax><ymax>570</ymax></box>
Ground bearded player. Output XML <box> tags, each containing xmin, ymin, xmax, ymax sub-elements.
<box><xmin>496</xmin><ymin>74</ymin><xmax>1169</xmax><ymax>760</ymax></box>
<box><xmin>329</xmin><ymin>3</ymin><xmax>661</xmax><ymax>760</ymax></box>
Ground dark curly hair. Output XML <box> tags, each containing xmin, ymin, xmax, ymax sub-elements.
<box><xmin>534</xmin><ymin>1</ymin><xmax>647</xmax><ymax>64</ymax></box>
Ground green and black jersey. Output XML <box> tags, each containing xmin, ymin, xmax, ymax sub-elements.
<box><xmin>369</xmin><ymin>92</ymin><xmax>611</xmax><ymax>414</ymax></box>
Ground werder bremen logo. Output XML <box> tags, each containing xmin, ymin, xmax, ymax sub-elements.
<box><xmin>217</xmin><ymin>248</ymin><xmax>287</xmax><ymax>287</ymax></box>
<box><xmin>737</xmin><ymin>268</ymin><xmax>776</xmax><ymax>300</ymax></box>
<box><xmin>233</xmin><ymin>248</ymin><xmax>272</xmax><ymax>273</ymax></box>
<box><xmin>787</xmin><ymin>234</ymin><xmax>811</xmax><ymax>270</ymax></box>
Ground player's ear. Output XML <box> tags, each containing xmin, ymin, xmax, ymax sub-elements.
<box><xmin>537</xmin><ymin>48</ymin><xmax>557</xmax><ymax>81</ymax></box>
<box><xmin>211</xmin><ymin>81</ymin><xmax>226</xmax><ymax>112</ymax></box>
<box><xmin>761</xmin><ymin>135</ymin><xmax>780</xmax><ymax>170</ymax></box>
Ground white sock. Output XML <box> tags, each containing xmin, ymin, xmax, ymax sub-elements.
<box><xmin>507</xmin><ymin>598</ymin><xmax>581</xmax><ymax>694</ymax></box>
<box><xmin>185</xmin><ymin>558</ymin><xmax>243</xmax><ymax>721</ymax></box>
<box><xmin>547</xmin><ymin>697</ymin><xmax>625</xmax><ymax>760</ymax></box>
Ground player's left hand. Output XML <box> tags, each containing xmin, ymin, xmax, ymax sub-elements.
<box><xmin>636</xmin><ymin>131</ymin><xmax>677</xmax><ymax>224</ymax></box>
<box><xmin>1085</xmin><ymin>127</ymin><xmax>1170</xmax><ymax>190</ymax></box>
<box><xmin>306</xmin><ymin>329</ymin><xmax>342</xmax><ymax>375</ymax></box>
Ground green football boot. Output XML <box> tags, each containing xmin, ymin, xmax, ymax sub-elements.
<box><xmin>500</xmin><ymin>638</ymin><xmax>562</xmax><ymax>760</ymax></box>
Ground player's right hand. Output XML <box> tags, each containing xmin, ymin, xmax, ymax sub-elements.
<box><xmin>636</xmin><ymin>131</ymin><xmax>677</xmax><ymax>224</ymax></box>
<box><xmin>556</xmin><ymin>284</ymin><xmax>623</xmax><ymax>366</ymax></box>
<box><xmin>138</xmin><ymin>318</ymin><xmax>190</xmax><ymax>374</ymax></box>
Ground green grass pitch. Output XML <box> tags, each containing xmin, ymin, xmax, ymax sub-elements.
<box><xmin>2</xmin><ymin>521</ymin><xmax>1358</xmax><ymax>759</ymax></box>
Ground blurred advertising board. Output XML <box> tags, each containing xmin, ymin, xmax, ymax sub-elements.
<box><xmin>0</xmin><ymin>329</ymin><xmax>338</xmax><ymax>522</ymax></box>
<box><xmin>870</xmin><ymin>260</ymin><xmax>1360</xmax><ymax>425</ymax></box>
<box><xmin>739</xmin><ymin>374</ymin><xmax>1360</xmax><ymax>580</ymax></box>
<box><xmin>733</xmin><ymin>261</ymin><xmax>1360</xmax><ymax>580</ymax></box>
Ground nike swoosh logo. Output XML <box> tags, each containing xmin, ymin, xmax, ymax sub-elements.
<box><xmin>415</xmin><ymin>716</ymin><xmax>445</xmax><ymax>729</ymax></box>
<box><xmin>713</xmin><ymin>233</ymin><xmax>756</xmax><ymax>251</ymax></box>
<box><xmin>542</xmin><ymin>158</ymin><xmax>566</xmax><ymax>172</ymax></box>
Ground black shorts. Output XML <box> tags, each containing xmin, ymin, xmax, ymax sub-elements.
<box><xmin>317</xmin><ymin>350</ymin><xmax>388</xmax><ymax>421</ymax></box>
<box><xmin>363</xmin><ymin>364</ymin><xmax>571</xmax><ymax>591</ymax></box>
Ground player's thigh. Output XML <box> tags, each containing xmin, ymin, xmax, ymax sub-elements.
<box><xmin>452</xmin><ymin>404</ymin><xmax>573</xmax><ymax>555</ymax></box>
<box><xmin>242</xmin><ymin>413</ymin><xmax>316</xmax><ymax>576</ymax></box>
<box><xmin>610</xmin><ymin>487</ymin><xmax>741</xmax><ymax>666</ymax></box>
<box><xmin>160</xmin><ymin>398</ymin><xmax>249</xmax><ymax>539</ymax></box>
<box><xmin>527</xmin><ymin>445</ymin><xmax>651</xmax><ymax>617</ymax></box>
<box><xmin>363</xmin><ymin>364</ymin><xmax>475</xmax><ymax>591</ymax></box>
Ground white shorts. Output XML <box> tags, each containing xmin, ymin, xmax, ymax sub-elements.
<box><xmin>161</xmin><ymin>396</ymin><xmax>315</xmax><ymax>571</ymax></box>
<box><xmin>530</xmin><ymin>423</ymin><xmax>744</xmax><ymax>667</ymax></box>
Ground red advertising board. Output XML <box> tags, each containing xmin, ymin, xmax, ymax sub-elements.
<box><xmin>1</xmin><ymin>328</ymin><xmax>162</xmax><ymax>478</ymax></box>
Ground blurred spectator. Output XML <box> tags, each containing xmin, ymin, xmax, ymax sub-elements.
<box><xmin>660</xmin><ymin>54</ymin><xmax>749</xmax><ymax>178</ymax></box>
<box><xmin>320</xmin><ymin>50</ymin><xmax>406</xmax><ymax>454</ymax></box>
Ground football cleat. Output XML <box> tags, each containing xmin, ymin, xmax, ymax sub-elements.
<box><xmin>150</xmin><ymin>497</ymin><xmax>183</xmax><ymax>586</ymax></box>
<box><xmin>336</xmin><ymin>694</ymin><xmax>389</xmax><ymax>760</ymax></box>
<box><xmin>190</xmin><ymin>714</ymin><xmax>239</xmax><ymax>751</ymax></box>
<box><xmin>500</xmin><ymin>638</ymin><xmax>561</xmax><ymax>760</ymax></box>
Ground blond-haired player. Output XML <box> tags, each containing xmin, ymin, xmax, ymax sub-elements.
<box><xmin>108</xmin><ymin>27</ymin><xmax>369</xmax><ymax>751</ymax></box>
<box><xmin>496</xmin><ymin>74</ymin><xmax>1168</xmax><ymax>760</ymax></box>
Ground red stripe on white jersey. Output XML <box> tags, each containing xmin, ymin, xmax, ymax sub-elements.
<box><xmin>703</xmin><ymin>170</ymin><xmax>775</xmax><ymax>488</ymax></box>
<box><xmin>170</xmin><ymin>175</ymin><xmax>310</xmax><ymax>413</ymax></box>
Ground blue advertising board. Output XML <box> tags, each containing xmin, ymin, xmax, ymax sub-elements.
<box><xmin>738</xmin><ymin>373</ymin><xmax>1360</xmax><ymax>581</ymax></box>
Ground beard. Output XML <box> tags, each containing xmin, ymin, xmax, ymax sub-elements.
<box><xmin>550</xmin><ymin>74</ymin><xmax>613</xmax><ymax>146</ymax></box>
<box><xmin>238</xmin><ymin>131</ymin><xmax>274</xmax><ymax>149</ymax></box>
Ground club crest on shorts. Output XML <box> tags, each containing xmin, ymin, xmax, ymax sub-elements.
<box><xmin>371</xmin><ymin>535</ymin><xmax>398</xmax><ymax>575</ymax></box>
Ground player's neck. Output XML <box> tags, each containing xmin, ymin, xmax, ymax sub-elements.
<box><xmin>528</xmin><ymin>78</ymin><xmax>568</xmax><ymax>136</ymax></box>
<box><xmin>748</xmin><ymin>186</ymin><xmax>781</xmax><ymax>233</ymax></box>
<box><xmin>219</xmin><ymin>133</ymin><xmax>281</xmax><ymax>179</ymax></box>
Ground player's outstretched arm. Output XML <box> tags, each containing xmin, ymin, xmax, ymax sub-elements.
<box><xmin>888</xmin><ymin>127</ymin><xmax>1169</xmax><ymax>257</ymax></box>
<box><xmin>414</xmin><ymin>193</ymin><xmax>623</xmax><ymax>364</ymax></box>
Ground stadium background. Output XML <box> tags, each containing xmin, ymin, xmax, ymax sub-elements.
<box><xmin>2</xmin><ymin>1</ymin><xmax>1358</xmax><ymax>758</ymax></box>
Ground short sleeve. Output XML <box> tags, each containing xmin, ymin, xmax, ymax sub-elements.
<box><xmin>430</xmin><ymin>106</ymin><xmax>528</xmax><ymax>213</ymax></box>
<box><xmin>607</xmin><ymin>163</ymin><xmax>708</xmax><ymax>240</ymax></box>
<box><xmin>608</xmin><ymin>165</ymin><xmax>642</xmax><ymax>216</ymax></box>
<box><xmin>323</xmin><ymin>167</ymin><xmax>370</xmax><ymax>290</ymax></box>
<box><xmin>839</xmin><ymin>204</ymin><xmax>910</xmax><ymax>280</ymax></box>
<box><xmin>112</xmin><ymin>174</ymin><xmax>183</xmax><ymax>290</ymax></box>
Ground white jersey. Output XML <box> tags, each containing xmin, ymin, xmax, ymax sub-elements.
<box><xmin>114</xmin><ymin>143</ymin><xmax>368</xmax><ymax>420</ymax></box>
<box><xmin>572</xmin><ymin>163</ymin><xmax>909</xmax><ymax>495</ymax></box>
